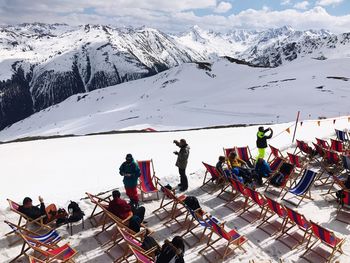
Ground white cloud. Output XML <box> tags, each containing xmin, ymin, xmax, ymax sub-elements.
<box><xmin>281</xmin><ymin>0</ymin><xmax>291</xmax><ymax>5</ymax></box>
<box><xmin>214</xmin><ymin>1</ymin><xmax>232</xmax><ymax>13</ymax></box>
<box><xmin>316</xmin><ymin>0</ymin><xmax>343</xmax><ymax>6</ymax></box>
<box><xmin>294</xmin><ymin>1</ymin><xmax>310</xmax><ymax>10</ymax></box>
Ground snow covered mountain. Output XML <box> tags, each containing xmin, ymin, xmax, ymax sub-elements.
<box><xmin>1</xmin><ymin>55</ymin><xmax>349</xmax><ymax>142</ymax></box>
<box><xmin>1</xmin><ymin>23</ymin><xmax>350</xmax><ymax>132</ymax></box>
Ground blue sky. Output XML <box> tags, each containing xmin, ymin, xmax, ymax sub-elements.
<box><xmin>0</xmin><ymin>0</ymin><xmax>350</xmax><ymax>33</ymax></box>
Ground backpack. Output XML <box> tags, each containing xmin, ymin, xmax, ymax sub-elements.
<box><xmin>141</xmin><ymin>235</ymin><xmax>160</xmax><ymax>253</ymax></box>
<box><xmin>67</xmin><ymin>201</ymin><xmax>84</xmax><ymax>223</ymax></box>
<box><xmin>184</xmin><ymin>196</ymin><xmax>200</xmax><ymax>211</ymax></box>
<box><xmin>271</xmin><ymin>172</ymin><xmax>284</xmax><ymax>187</ymax></box>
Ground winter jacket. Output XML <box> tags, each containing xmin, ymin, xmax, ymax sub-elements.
<box><xmin>228</xmin><ymin>157</ymin><xmax>245</xmax><ymax>168</ymax></box>
<box><xmin>156</xmin><ymin>242</ymin><xmax>184</xmax><ymax>263</ymax></box>
<box><xmin>255</xmin><ymin>160</ymin><xmax>272</xmax><ymax>177</ymax></box>
<box><xmin>18</xmin><ymin>203</ymin><xmax>46</xmax><ymax>220</ymax></box>
<box><xmin>256</xmin><ymin>129</ymin><xmax>273</xmax><ymax>149</ymax></box>
<box><xmin>119</xmin><ymin>160</ymin><xmax>141</xmax><ymax>188</ymax></box>
<box><xmin>175</xmin><ymin>144</ymin><xmax>190</xmax><ymax>170</ymax></box>
<box><xmin>108</xmin><ymin>197</ymin><xmax>132</xmax><ymax>220</ymax></box>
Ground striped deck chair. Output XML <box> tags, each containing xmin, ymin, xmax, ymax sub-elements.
<box><xmin>330</xmin><ymin>139</ymin><xmax>344</xmax><ymax>153</ymax></box>
<box><xmin>9</xmin><ymin>225</ymin><xmax>77</xmax><ymax>263</ymax></box>
<box><xmin>129</xmin><ymin>245</ymin><xmax>155</xmax><ymax>263</ymax></box>
<box><xmin>267</xmin><ymin>145</ymin><xmax>284</xmax><ymax>163</ymax></box>
<box><xmin>278</xmin><ymin>206</ymin><xmax>311</xmax><ymax>249</ymax></box>
<box><xmin>316</xmin><ymin>138</ymin><xmax>330</xmax><ymax>149</ymax></box>
<box><xmin>223</xmin><ymin>147</ymin><xmax>236</xmax><ymax>168</ymax></box>
<box><xmin>153</xmin><ymin>183</ymin><xmax>187</xmax><ymax>221</ymax></box>
<box><xmin>224</xmin><ymin>178</ymin><xmax>249</xmax><ymax>212</ymax></box>
<box><xmin>294</xmin><ymin>140</ymin><xmax>314</xmax><ymax>160</ymax></box>
<box><xmin>281</xmin><ymin>169</ymin><xmax>317</xmax><ymax>207</ymax></box>
<box><xmin>241</xmin><ymin>187</ymin><xmax>267</xmax><ymax>222</ymax></box>
<box><xmin>137</xmin><ymin>160</ymin><xmax>160</xmax><ymax>201</ymax></box>
<box><xmin>5</xmin><ymin>220</ymin><xmax>61</xmax><ymax>262</ymax></box>
<box><xmin>335</xmin><ymin>129</ymin><xmax>349</xmax><ymax>143</ymax></box>
<box><xmin>236</xmin><ymin>146</ymin><xmax>255</xmax><ymax>167</ymax></box>
<box><xmin>164</xmin><ymin>192</ymin><xmax>191</xmax><ymax>232</ymax></box>
<box><xmin>181</xmin><ymin>208</ymin><xmax>212</xmax><ymax>247</ymax></box>
<box><xmin>287</xmin><ymin>153</ymin><xmax>305</xmax><ymax>170</ymax></box>
<box><xmin>85</xmin><ymin>192</ymin><xmax>114</xmax><ymax>227</ymax></box>
<box><xmin>108</xmin><ymin>226</ymin><xmax>159</xmax><ymax>262</ymax></box>
<box><xmin>303</xmin><ymin>221</ymin><xmax>345</xmax><ymax>263</ymax></box>
<box><xmin>199</xmin><ymin>216</ymin><xmax>247</xmax><ymax>262</ymax></box>
<box><xmin>201</xmin><ymin>162</ymin><xmax>224</xmax><ymax>193</ymax></box>
<box><xmin>312</xmin><ymin>142</ymin><xmax>325</xmax><ymax>160</ymax></box>
<box><xmin>6</xmin><ymin>199</ymin><xmax>51</xmax><ymax>236</ymax></box>
<box><xmin>265</xmin><ymin>162</ymin><xmax>295</xmax><ymax>197</ymax></box>
<box><xmin>258</xmin><ymin>196</ymin><xmax>288</xmax><ymax>236</ymax></box>
<box><xmin>217</xmin><ymin>169</ymin><xmax>238</xmax><ymax>201</ymax></box>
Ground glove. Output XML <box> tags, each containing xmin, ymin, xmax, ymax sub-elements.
<box><xmin>38</xmin><ymin>196</ymin><xmax>44</xmax><ymax>203</ymax></box>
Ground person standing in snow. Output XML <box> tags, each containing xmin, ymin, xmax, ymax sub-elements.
<box><xmin>256</xmin><ymin>126</ymin><xmax>273</xmax><ymax>159</ymax></box>
<box><xmin>119</xmin><ymin>154</ymin><xmax>141</xmax><ymax>207</ymax></box>
<box><xmin>173</xmin><ymin>139</ymin><xmax>190</xmax><ymax>191</ymax></box>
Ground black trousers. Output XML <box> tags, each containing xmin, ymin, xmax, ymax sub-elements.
<box><xmin>179</xmin><ymin>168</ymin><xmax>188</xmax><ymax>189</ymax></box>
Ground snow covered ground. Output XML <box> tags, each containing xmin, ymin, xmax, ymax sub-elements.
<box><xmin>1</xmin><ymin>56</ymin><xmax>350</xmax><ymax>142</ymax></box>
<box><xmin>1</xmin><ymin>117</ymin><xmax>349</xmax><ymax>262</ymax></box>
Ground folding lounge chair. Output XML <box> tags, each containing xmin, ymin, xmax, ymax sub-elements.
<box><xmin>5</xmin><ymin>220</ymin><xmax>61</xmax><ymax>262</ymax></box>
<box><xmin>302</xmin><ymin>221</ymin><xmax>345</xmax><ymax>263</ymax></box>
<box><xmin>335</xmin><ymin>129</ymin><xmax>349</xmax><ymax>143</ymax></box>
<box><xmin>287</xmin><ymin>152</ymin><xmax>306</xmax><ymax>173</ymax></box>
<box><xmin>294</xmin><ymin>140</ymin><xmax>314</xmax><ymax>160</ymax></box>
<box><xmin>267</xmin><ymin>145</ymin><xmax>284</xmax><ymax>163</ymax></box>
<box><xmin>164</xmin><ymin>191</ymin><xmax>190</xmax><ymax>232</ymax></box>
<box><xmin>312</xmin><ymin>142</ymin><xmax>325</xmax><ymax>161</ymax></box>
<box><xmin>336</xmin><ymin>189</ymin><xmax>350</xmax><ymax>224</ymax></box>
<box><xmin>316</xmin><ymin>138</ymin><xmax>330</xmax><ymax>149</ymax></box>
<box><xmin>240</xmin><ymin>187</ymin><xmax>267</xmax><ymax>223</ymax></box>
<box><xmin>85</xmin><ymin>192</ymin><xmax>114</xmax><ymax>227</ymax></box>
<box><xmin>236</xmin><ymin>146</ymin><xmax>255</xmax><ymax>167</ymax></box>
<box><xmin>153</xmin><ymin>183</ymin><xmax>187</xmax><ymax>221</ymax></box>
<box><xmin>199</xmin><ymin>216</ymin><xmax>247</xmax><ymax>262</ymax></box>
<box><xmin>330</xmin><ymin>139</ymin><xmax>344</xmax><ymax>153</ymax></box>
<box><xmin>129</xmin><ymin>245</ymin><xmax>155</xmax><ymax>263</ymax></box>
<box><xmin>265</xmin><ymin>162</ymin><xmax>295</xmax><ymax>197</ymax></box>
<box><xmin>137</xmin><ymin>160</ymin><xmax>160</xmax><ymax>201</ymax></box>
<box><xmin>277</xmin><ymin>206</ymin><xmax>311</xmax><ymax>249</ymax></box>
<box><xmin>269</xmin><ymin>156</ymin><xmax>284</xmax><ymax>173</ymax></box>
<box><xmin>201</xmin><ymin>162</ymin><xmax>224</xmax><ymax>193</ymax></box>
<box><xmin>224</xmin><ymin>178</ymin><xmax>249</xmax><ymax>212</ymax></box>
<box><xmin>258</xmin><ymin>196</ymin><xmax>288</xmax><ymax>236</ymax></box>
<box><xmin>7</xmin><ymin>223</ymin><xmax>77</xmax><ymax>263</ymax></box>
<box><xmin>281</xmin><ymin>169</ymin><xmax>317</xmax><ymax>207</ymax></box>
<box><xmin>217</xmin><ymin>169</ymin><xmax>237</xmax><ymax>200</ymax></box>
<box><xmin>6</xmin><ymin>199</ymin><xmax>51</xmax><ymax>235</ymax></box>
<box><xmin>316</xmin><ymin>149</ymin><xmax>342</xmax><ymax>186</ymax></box>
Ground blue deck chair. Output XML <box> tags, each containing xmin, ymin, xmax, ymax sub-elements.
<box><xmin>282</xmin><ymin>169</ymin><xmax>317</xmax><ymax>207</ymax></box>
<box><xmin>5</xmin><ymin>220</ymin><xmax>61</xmax><ymax>262</ymax></box>
<box><xmin>335</xmin><ymin>129</ymin><xmax>349</xmax><ymax>142</ymax></box>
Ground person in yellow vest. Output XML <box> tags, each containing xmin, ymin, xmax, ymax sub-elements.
<box><xmin>256</xmin><ymin>126</ymin><xmax>273</xmax><ymax>159</ymax></box>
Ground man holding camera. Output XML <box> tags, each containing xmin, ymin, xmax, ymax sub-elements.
<box><xmin>256</xmin><ymin>126</ymin><xmax>273</xmax><ymax>159</ymax></box>
<box><xmin>173</xmin><ymin>139</ymin><xmax>190</xmax><ymax>191</ymax></box>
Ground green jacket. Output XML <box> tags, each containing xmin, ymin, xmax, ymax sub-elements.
<box><xmin>119</xmin><ymin>161</ymin><xmax>141</xmax><ymax>188</ymax></box>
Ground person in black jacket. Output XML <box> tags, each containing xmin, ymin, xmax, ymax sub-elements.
<box><xmin>256</xmin><ymin>126</ymin><xmax>273</xmax><ymax>159</ymax></box>
<box><xmin>173</xmin><ymin>139</ymin><xmax>190</xmax><ymax>191</ymax></box>
<box><xmin>18</xmin><ymin>196</ymin><xmax>46</xmax><ymax>220</ymax></box>
<box><xmin>156</xmin><ymin>236</ymin><xmax>185</xmax><ymax>263</ymax></box>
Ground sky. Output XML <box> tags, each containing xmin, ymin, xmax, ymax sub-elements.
<box><xmin>0</xmin><ymin>0</ymin><xmax>349</xmax><ymax>33</ymax></box>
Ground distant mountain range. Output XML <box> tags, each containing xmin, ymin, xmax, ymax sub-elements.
<box><xmin>1</xmin><ymin>23</ymin><xmax>350</xmax><ymax>130</ymax></box>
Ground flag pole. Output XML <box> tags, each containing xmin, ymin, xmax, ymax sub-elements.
<box><xmin>292</xmin><ymin>111</ymin><xmax>300</xmax><ymax>143</ymax></box>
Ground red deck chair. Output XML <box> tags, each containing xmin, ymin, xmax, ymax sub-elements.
<box><xmin>29</xmin><ymin>256</ymin><xmax>45</xmax><ymax>263</ymax></box>
<box><xmin>278</xmin><ymin>206</ymin><xmax>311</xmax><ymax>249</ymax></box>
<box><xmin>287</xmin><ymin>153</ymin><xmax>304</xmax><ymax>171</ymax></box>
<box><xmin>217</xmin><ymin>170</ymin><xmax>238</xmax><ymax>201</ymax></box>
<box><xmin>137</xmin><ymin>160</ymin><xmax>160</xmax><ymax>201</ymax></box>
<box><xmin>330</xmin><ymin>139</ymin><xmax>344</xmax><ymax>153</ymax></box>
<box><xmin>316</xmin><ymin>138</ymin><xmax>330</xmax><ymax>149</ymax></box>
<box><xmin>224</xmin><ymin>178</ymin><xmax>249</xmax><ymax>212</ymax></box>
<box><xmin>269</xmin><ymin>157</ymin><xmax>284</xmax><ymax>173</ymax></box>
<box><xmin>236</xmin><ymin>146</ymin><xmax>255</xmax><ymax>166</ymax></box>
<box><xmin>201</xmin><ymin>162</ymin><xmax>224</xmax><ymax>193</ymax></box>
<box><xmin>336</xmin><ymin>189</ymin><xmax>350</xmax><ymax>224</ymax></box>
<box><xmin>85</xmin><ymin>192</ymin><xmax>117</xmax><ymax>227</ymax></box>
<box><xmin>312</xmin><ymin>142</ymin><xmax>325</xmax><ymax>160</ymax></box>
<box><xmin>317</xmin><ymin>149</ymin><xmax>341</xmax><ymax>186</ymax></box>
<box><xmin>258</xmin><ymin>196</ymin><xmax>288</xmax><ymax>236</ymax></box>
<box><xmin>267</xmin><ymin>145</ymin><xmax>284</xmax><ymax>163</ymax></box>
<box><xmin>199</xmin><ymin>216</ymin><xmax>247</xmax><ymax>262</ymax></box>
<box><xmin>294</xmin><ymin>140</ymin><xmax>314</xmax><ymax>159</ymax></box>
<box><xmin>240</xmin><ymin>187</ymin><xmax>267</xmax><ymax>222</ymax></box>
<box><xmin>302</xmin><ymin>221</ymin><xmax>345</xmax><ymax>263</ymax></box>
<box><xmin>129</xmin><ymin>245</ymin><xmax>155</xmax><ymax>263</ymax></box>
<box><xmin>153</xmin><ymin>183</ymin><xmax>187</xmax><ymax>221</ymax></box>
<box><xmin>265</xmin><ymin>162</ymin><xmax>295</xmax><ymax>197</ymax></box>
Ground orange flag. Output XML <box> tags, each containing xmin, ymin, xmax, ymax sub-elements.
<box><xmin>317</xmin><ymin>121</ymin><xmax>321</xmax><ymax>126</ymax></box>
<box><xmin>286</xmin><ymin>127</ymin><xmax>291</xmax><ymax>134</ymax></box>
